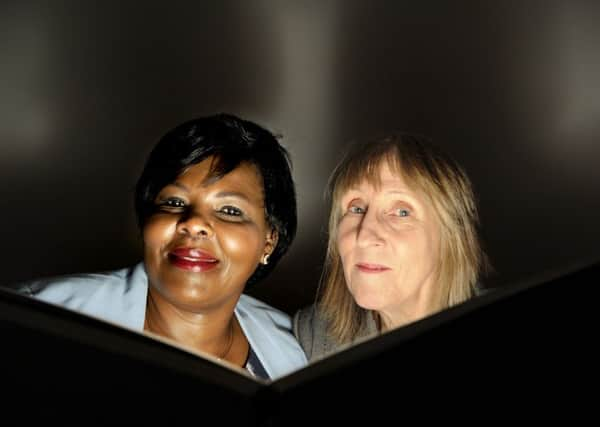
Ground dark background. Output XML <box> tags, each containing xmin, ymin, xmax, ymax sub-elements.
<box><xmin>1</xmin><ymin>0</ymin><xmax>599</xmax><ymax>314</ymax></box>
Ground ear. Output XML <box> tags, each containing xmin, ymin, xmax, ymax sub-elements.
<box><xmin>263</xmin><ymin>228</ymin><xmax>279</xmax><ymax>259</ymax></box>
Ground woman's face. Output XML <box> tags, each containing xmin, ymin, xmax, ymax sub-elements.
<box><xmin>143</xmin><ymin>157</ymin><xmax>277</xmax><ymax>310</ymax></box>
<box><xmin>336</xmin><ymin>161</ymin><xmax>441</xmax><ymax>323</ymax></box>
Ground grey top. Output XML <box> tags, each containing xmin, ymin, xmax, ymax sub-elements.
<box><xmin>292</xmin><ymin>304</ymin><xmax>378</xmax><ymax>362</ymax></box>
<box><xmin>293</xmin><ymin>285</ymin><xmax>489</xmax><ymax>362</ymax></box>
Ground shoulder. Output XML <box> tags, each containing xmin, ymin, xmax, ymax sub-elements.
<box><xmin>236</xmin><ymin>293</ymin><xmax>292</xmax><ymax>329</ymax></box>
<box><xmin>13</xmin><ymin>264</ymin><xmax>139</xmax><ymax>300</ymax></box>
<box><xmin>7</xmin><ymin>263</ymin><xmax>148</xmax><ymax>328</ymax></box>
<box><xmin>15</xmin><ymin>268</ymin><xmax>120</xmax><ymax>297</ymax></box>
<box><xmin>292</xmin><ymin>305</ymin><xmax>315</xmax><ymax>359</ymax></box>
<box><xmin>292</xmin><ymin>304</ymin><xmax>317</xmax><ymax>351</ymax></box>
<box><xmin>292</xmin><ymin>304</ymin><xmax>338</xmax><ymax>362</ymax></box>
<box><xmin>474</xmin><ymin>282</ymin><xmax>492</xmax><ymax>297</ymax></box>
<box><xmin>236</xmin><ymin>294</ymin><xmax>308</xmax><ymax>379</ymax></box>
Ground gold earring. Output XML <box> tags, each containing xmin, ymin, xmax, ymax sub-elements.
<box><xmin>262</xmin><ymin>253</ymin><xmax>270</xmax><ymax>265</ymax></box>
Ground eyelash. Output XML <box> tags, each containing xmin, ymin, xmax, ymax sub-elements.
<box><xmin>217</xmin><ymin>206</ymin><xmax>243</xmax><ymax>217</ymax></box>
<box><xmin>345</xmin><ymin>204</ymin><xmax>411</xmax><ymax>218</ymax></box>
<box><xmin>348</xmin><ymin>205</ymin><xmax>365</xmax><ymax>214</ymax></box>
<box><xmin>157</xmin><ymin>199</ymin><xmax>244</xmax><ymax>219</ymax></box>
<box><xmin>158</xmin><ymin>198</ymin><xmax>186</xmax><ymax>209</ymax></box>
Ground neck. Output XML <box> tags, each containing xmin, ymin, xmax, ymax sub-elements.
<box><xmin>143</xmin><ymin>288</ymin><xmax>238</xmax><ymax>360</ymax></box>
<box><xmin>378</xmin><ymin>306</ymin><xmax>429</xmax><ymax>331</ymax></box>
<box><xmin>378</xmin><ymin>283</ymin><xmax>438</xmax><ymax>331</ymax></box>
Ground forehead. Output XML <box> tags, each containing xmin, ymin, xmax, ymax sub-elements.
<box><xmin>339</xmin><ymin>159</ymin><xmax>412</xmax><ymax>194</ymax></box>
<box><xmin>172</xmin><ymin>157</ymin><xmax>264</xmax><ymax>197</ymax></box>
<box><xmin>178</xmin><ymin>157</ymin><xmax>258</xmax><ymax>181</ymax></box>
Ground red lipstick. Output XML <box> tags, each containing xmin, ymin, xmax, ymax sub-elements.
<box><xmin>356</xmin><ymin>263</ymin><xmax>390</xmax><ymax>273</ymax></box>
<box><xmin>168</xmin><ymin>248</ymin><xmax>219</xmax><ymax>272</ymax></box>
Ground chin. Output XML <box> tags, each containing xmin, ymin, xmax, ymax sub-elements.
<box><xmin>354</xmin><ymin>299</ymin><xmax>383</xmax><ymax>311</ymax></box>
<box><xmin>350</xmin><ymin>287</ymin><xmax>386</xmax><ymax>311</ymax></box>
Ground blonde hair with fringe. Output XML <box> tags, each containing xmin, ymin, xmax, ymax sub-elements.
<box><xmin>318</xmin><ymin>133</ymin><xmax>490</xmax><ymax>344</ymax></box>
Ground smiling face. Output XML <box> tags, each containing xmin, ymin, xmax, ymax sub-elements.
<box><xmin>336</xmin><ymin>161</ymin><xmax>441</xmax><ymax>326</ymax></box>
<box><xmin>142</xmin><ymin>157</ymin><xmax>277</xmax><ymax>311</ymax></box>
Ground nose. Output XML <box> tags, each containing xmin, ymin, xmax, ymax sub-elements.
<box><xmin>176</xmin><ymin>211</ymin><xmax>213</xmax><ymax>239</ymax></box>
<box><xmin>356</xmin><ymin>208</ymin><xmax>384</xmax><ymax>248</ymax></box>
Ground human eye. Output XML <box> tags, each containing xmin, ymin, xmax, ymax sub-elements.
<box><xmin>388</xmin><ymin>201</ymin><xmax>413</xmax><ymax>218</ymax></box>
<box><xmin>217</xmin><ymin>205</ymin><xmax>244</xmax><ymax>218</ymax></box>
<box><xmin>346</xmin><ymin>199</ymin><xmax>366</xmax><ymax>215</ymax></box>
<box><xmin>395</xmin><ymin>208</ymin><xmax>410</xmax><ymax>217</ymax></box>
<box><xmin>157</xmin><ymin>197</ymin><xmax>186</xmax><ymax>211</ymax></box>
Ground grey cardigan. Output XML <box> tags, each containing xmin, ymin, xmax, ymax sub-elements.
<box><xmin>292</xmin><ymin>304</ymin><xmax>378</xmax><ymax>362</ymax></box>
<box><xmin>293</xmin><ymin>285</ymin><xmax>489</xmax><ymax>362</ymax></box>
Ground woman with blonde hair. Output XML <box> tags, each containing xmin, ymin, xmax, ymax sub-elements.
<box><xmin>294</xmin><ymin>132</ymin><xmax>490</xmax><ymax>362</ymax></box>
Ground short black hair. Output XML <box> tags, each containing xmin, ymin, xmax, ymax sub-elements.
<box><xmin>134</xmin><ymin>113</ymin><xmax>297</xmax><ymax>288</ymax></box>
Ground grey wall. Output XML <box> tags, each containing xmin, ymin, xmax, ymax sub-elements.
<box><xmin>2</xmin><ymin>0</ymin><xmax>599</xmax><ymax>314</ymax></box>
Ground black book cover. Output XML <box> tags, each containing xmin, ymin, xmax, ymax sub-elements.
<box><xmin>2</xmin><ymin>259</ymin><xmax>598</xmax><ymax>424</ymax></box>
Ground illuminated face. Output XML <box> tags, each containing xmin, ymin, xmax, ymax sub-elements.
<box><xmin>143</xmin><ymin>157</ymin><xmax>277</xmax><ymax>311</ymax></box>
<box><xmin>336</xmin><ymin>162</ymin><xmax>441</xmax><ymax>324</ymax></box>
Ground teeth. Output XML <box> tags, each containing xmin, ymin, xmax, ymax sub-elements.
<box><xmin>181</xmin><ymin>256</ymin><xmax>216</xmax><ymax>262</ymax></box>
<box><xmin>188</xmin><ymin>249</ymin><xmax>213</xmax><ymax>258</ymax></box>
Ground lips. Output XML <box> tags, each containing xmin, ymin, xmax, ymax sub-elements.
<box><xmin>356</xmin><ymin>262</ymin><xmax>390</xmax><ymax>273</ymax></box>
<box><xmin>168</xmin><ymin>247</ymin><xmax>219</xmax><ymax>272</ymax></box>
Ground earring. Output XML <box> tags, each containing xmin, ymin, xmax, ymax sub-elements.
<box><xmin>262</xmin><ymin>253</ymin><xmax>270</xmax><ymax>265</ymax></box>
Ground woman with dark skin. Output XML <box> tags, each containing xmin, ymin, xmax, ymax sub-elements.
<box><xmin>12</xmin><ymin>114</ymin><xmax>307</xmax><ymax>379</ymax></box>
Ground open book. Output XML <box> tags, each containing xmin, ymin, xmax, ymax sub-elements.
<box><xmin>2</xmin><ymin>259</ymin><xmax>597</xmax><ymax>424</ymax></box>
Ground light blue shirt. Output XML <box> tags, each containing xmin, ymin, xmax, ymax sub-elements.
<box><xmin>18</xmin><ymin>262</ymin><xmax>308</xmax><ymax>380</ymax></box>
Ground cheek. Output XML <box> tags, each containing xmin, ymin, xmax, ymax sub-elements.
<box><xmin>143</xmin><ymin>216</ymin><xmax>176</xmax><ymax>253</ymax></box>
<box><xmin>428</xmin><ymin>233</ymin><xmax>442</xmax><ymax>270</ymax></box>
<box><xmin>336</xmin><ymin>221</ymin><xmax>355</xmax><ymax>258</ymax></box>
<box><xmin>411</xmin><ymin>228</ymin><xmax>441</xmax><ymax>276</ymax></box>
<box><xmin>220</xmin><ymin>226</ymin><xmax>263</xmax><ymax>264</ymax></box>
<box><xmin>336</xmin><ymin>225</ymin><xmax>356</xmax><ymax>281</ymax></box>
<box><xmin>424</xmin><ymin>222</ymin><xmax>441</xmax><ymax>259</ymax></box>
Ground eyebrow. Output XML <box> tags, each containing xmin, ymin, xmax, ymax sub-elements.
<box><xmin>171</xmin><ymin>182</ymin><xmax>190</xmax><ymax>191</ymax></box>
<box><xmin>344</xmin><ymin>188</ymin><xmax>414</xmax><ymax>196</ymax></box>
<box><xmin>214</xmin><ymin>191</ymin><xmax>252</xmax><ymax>202</ymax></box>
<box><xmin>166</xmin><ymin>183</ymin><xmax>253</xmax><ymax>203</ymax></box>
<box><xmin>385</xmin><ymin>190</ymin><xmax>414</xmax><ymax>196</ymax></box>
<box><xmin>342</xmin><ymin>188</ymin><xmax>420</xmax><ymax>208</ymax></box>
